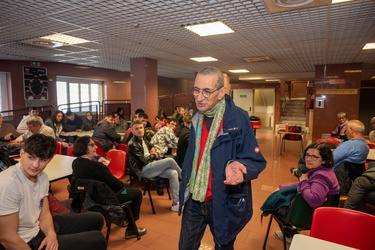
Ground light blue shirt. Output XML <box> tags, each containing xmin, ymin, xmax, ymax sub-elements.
<box><xmin>333</xmin><ymin>138</ymin><xmax>369</xmax><ymax>168</ymax></box>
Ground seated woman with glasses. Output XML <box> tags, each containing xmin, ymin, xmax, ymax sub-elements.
<box><xmin>71</xmin><ymin>136</ymin><xmax>146</xmax><ymax>239</ymax></box>
<box><xmin>262</xmin><ymin>142</ymin><xmax>340</xmax><ymax>243</ymax></box>
<box><xmin>81</xmin><ymin>112</ymin><xmax>97</xmax><ymax>131</ymax></box>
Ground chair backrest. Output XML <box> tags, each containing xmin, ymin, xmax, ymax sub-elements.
<box><xmin>310</xmin><ymin>207</ymin><xmax>375</xmax><ymax>250</ymax></box>
<box><xmin>367</xmin><ymin>143</ymin><xmax>375</xmax><ymax>149</ymax></box>
<box><xmin>116</xmin><ymin>143</ymin><xmax>129</xmax><ymax>173</ymax></box>
<box><xmin>55</xmin><ymin>141</ymin><xmax>63</xmax><ymax>155</ymax></box>
<box><xmin>282</xmin><ymin>126</ymin><xmax>302</xmax><ymax>140</ymax></box>
<box><xmin>66</xmin><ymin>145</ymin><xmax>74</xmax><ymax>156</ymax></box>
<box><xmin>287</xmin><ymin>193</ymin><xmax>340</xmax><ymax>229</ymax></box>
<box><xmin>316</xmin><ymin>138</ymin><xmax>341</xmax><ymax>146</ymax></box>
<box><xmin>93</xmin><ymin>140</ymin><xmax>107</xmax><ymax>157</ymax></box>
<box><xmin>368</xmin><ymin>161</ymin><xmax>375</xmax><ymax>170</ymax></box>
<box><xmin>106</xmin><ymin>149</ymin><xmax>126</xmax><ymax>179</ymax></box>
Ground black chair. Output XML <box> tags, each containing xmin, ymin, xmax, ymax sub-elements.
<box><xmin>67</xmin><ymin>184</ymin><xmax>141</xmax><ymax>241</ymax></box>
<box><xmin>128</xmin><ymin>158</ymin><xmax>171</xmax><ymax>214</ymax></box>
<box><xmin>262</xmin><ymin>193</ymin><xmax>340</xmax><ymax>250</ymax></box>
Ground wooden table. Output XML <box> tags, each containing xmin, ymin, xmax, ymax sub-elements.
<box><xmin>43</xmin><ymin>154</ymin><xmax>76</xmax><ymax>182</ymax></box>
<box><xmin>290</xmin><ymin>234</ymin><xmax>359</xmax><ymax>250</ymax></box>
<box><xmin>61</xmin><ymin>130</ymin><xmax>124</xmax><ymax>144</ymax></box>
<box><xmin>367</xmin><ymin>149</ymin><xmax>375</xmax><ymax>161</ymax></box>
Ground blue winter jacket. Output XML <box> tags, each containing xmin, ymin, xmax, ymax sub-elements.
<box><xmin>179</xmin><ymin>95</ymin><xmax>267</xmax><ymax>245</ymax></box>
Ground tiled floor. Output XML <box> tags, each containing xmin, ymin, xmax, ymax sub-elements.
<box><xmin>51</xmin><ymin>129</ymin><xmax>309</xmax><ymax>250</ymax></box>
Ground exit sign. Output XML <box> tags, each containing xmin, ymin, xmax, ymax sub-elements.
<box><xmin>240</xmin><ymin>95</ymin><xmax>247</xmax><ymax>98</ymax></box>
<box><xmin>30</xmin><ymin>61</ymin><xmax>42</xmax><ymax>66</ymax></box>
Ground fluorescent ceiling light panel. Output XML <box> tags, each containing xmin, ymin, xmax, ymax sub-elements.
<box><xmin>266</xmin><ymin>79</ymin><xmax>281</xmax><ymax>82</ymax></box>
<box><xmin>39</xmin><ymin>34</ymin><xmax>89</xmax><ymax>45</ymax></box>
<box><xmin>363</xmin><ymin>43</ymin><xmax>375</xmax><ymax>50</ymax></box>
<box><xmin>190</xmin><ymin>57</ymin><xmax>218</xmax><ymax>62</ymax></box>
<box><xmin>229</xmin><ymin>69</ymin><xmax>249</xmax><ymax>73</ymax></box>
<box><xmin>185</xmin><ymin>21</ymin><xmax>234</xmax><ymax>36</ymax></box>
<box><xmin>344</xmin><ymin>70</ymin><xmax>362</xmax><ymax>73</ymax></box>
<box><xmin>331</xmin><ymin>0</ymin><xmax>355</xmax><ymax>4</ymax></box>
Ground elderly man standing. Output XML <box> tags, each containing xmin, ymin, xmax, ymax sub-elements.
<box><xmin>333</xmin><ymin>120</ymin><xmax>369</xmax><ymax>196</ymax></box>
<box><xmin>178</xmin><ymin>66</ymin><xmax>267</xmax><ymax>250</ymax></box>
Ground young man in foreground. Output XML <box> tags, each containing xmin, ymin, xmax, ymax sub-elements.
<box><xmin>0</xmin><ymin>134</ymin><xmax>107</xmax><ymax>250</ymax></box>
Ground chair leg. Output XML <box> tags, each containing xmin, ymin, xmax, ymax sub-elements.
<box><xmin>164</xmin><ymin>179</ymin><xmax>171</xmax><ymax>200</ymax></box>
<box><xmin>281</xmin><ymin>226</ymin><xmax>287</xmax><ymax>250</ymax></box>
<box><xmin>144</xmin><ymin>180</ymin><xmax>156</xmax><ymax>214</ymax></box>
<box><xmin>105</xmin><ymin>221</ymin><xmax>111</xmax><ymax>242</ymax></box>
<box><xmin>262</xmin><ymin>215</ymin><xmax>273</xmax><ymax>250</ymax></box>
<box><xmin>122</xmin><ymin>204</ymin><xmax>141</xmax><ymax>240</ymax></box>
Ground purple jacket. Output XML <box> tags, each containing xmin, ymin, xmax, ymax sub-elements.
<box><xmin>280</xmin><ymin>165</ymin><xmax>340</xmax><ymax>208</ymax></box>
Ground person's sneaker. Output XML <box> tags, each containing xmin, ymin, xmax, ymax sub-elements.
<box><xmin>125</xmin><ymin>228</ymin><xmax>147</xmax><ymax>239</ymax></box>
<box><xmin>171</xmin><ymin>202</ymin><xmax>179</xmax><ymax>212</ymax></box>
<box><xmin>273</xmin><ymin>230</ymin><xmax>292</xmax><ymax>244</ymax></box>
<box><xmin>290</xmin><ymin>167</ymin><xmax>298</xmax><ymax>178</ymax></box>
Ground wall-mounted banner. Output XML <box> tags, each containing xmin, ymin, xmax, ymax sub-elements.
<box><xmin>23</xmin><ymin>66</ymin><xmax>48</xmax><ymax>107</ymax></box>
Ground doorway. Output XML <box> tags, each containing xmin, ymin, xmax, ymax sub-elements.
<box><xmin>232</xmin><ymin>88</ymin><xmax>275</xmax><ymax>129</ymax></box>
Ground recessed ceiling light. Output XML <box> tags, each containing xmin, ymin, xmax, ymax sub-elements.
<box><xmin>228</xmin><ymin>69</ymin><xmax>249</xmax><ymax>73</ymax></box>
<box><xmin>344</xmin><ymin>70</ymin><xmax>362</xmax><ymax>73</ymax></box>
<box><xmin>184</xmin><ymin>21</ymin><xmax>234</xmax><ymax>37</ymax></box>
<box><xmin>363</xmin><ymin>43</ymin><xmax>375</xmax><ymax>50</ymax></box>
<box><xmin>39</xmin><ymin>34</ymin><xmax>89</xmax><ymax>45</ymax></box>
<box><xmin>190</xmin><ymin>57</ymin><xmax>218</xmax><ymax>62</ymax></box>
<box><xmin>332</xmin><ymin>0</ymin><xmax>355</xmax><ymax>4</ymax></box>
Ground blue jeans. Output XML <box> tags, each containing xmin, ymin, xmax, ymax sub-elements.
<box><xmin>179</xmin><ymin>197</ymin><xmax>235</xmax><ymax>250</ymax></box>
<box><xmin>142</xmin><ymin>158</ymin><xmax>181</xmax><ymax>203</ymax></box>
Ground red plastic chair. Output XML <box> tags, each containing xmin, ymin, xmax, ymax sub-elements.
<box><xmin>106</xmin><ymin>149</ymin><xmax>126</xmax><ymax>179</ymax></box>
<box><xmin>316</xmin><ymin>138</ymin><xmax>341</xmax><ymax>146</ymax></box>
<box><xmin>66</xmin><ymin>145</ymin><xmax>74</xmax><ymax>156</ymax></box>
<box><xmin>367</xmin><ymin>143</ymin><xmax>375</xmax><ymax>149</ymax></box>
<box><xmin>310</xmin><ymin>207</ymin><xmax>375</xmax><ymax>250</ymax></box>
<box><xmin>55</xmin><ymin>141</ymin><xmax>63</xmax><ymax>154</ymax></box>
<box><xmin>93</xmin><ymin>140</ymin><xmax>107</xmax><ymax>157</ymax></box>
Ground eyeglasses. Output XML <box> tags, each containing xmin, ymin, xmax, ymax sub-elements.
<box><xmin>88</xmin><ymin>143</ymin><xmax>96</xmax><ymax>148</ymax></box>
<box><xmin>304</xmin><ymin>153</ymin><xmax>322</xmax><ymax>161</ymax></box>
<box><xmin>191</xmin><ymin>87</ymin><xmax>222</xmax><ymax>98</ymax></box>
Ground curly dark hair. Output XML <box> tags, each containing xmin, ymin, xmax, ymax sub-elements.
<box><xmin>24</xmin><ymin>134</ymin><xmax>56</xmax><ymax>159</ymax></box>
<box><xmin>51</xmin><ymin>110</ymin><xmax>66</xmax><ymax>125</ymax></box>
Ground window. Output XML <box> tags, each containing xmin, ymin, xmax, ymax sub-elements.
<box><xmin>0</xmin><ymin>73</ymin><xmax>10</xmax><ymax>111</ymax></box>
<box><xmin>56</xmin><ymin>76</ymin><xmax>102</xmax><ymax>113</ymax></box>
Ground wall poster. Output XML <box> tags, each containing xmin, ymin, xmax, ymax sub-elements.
<box><xmin>23</xmin><ymin>66</ymin><xmax>48</xmax><ymax>107</ymax></box>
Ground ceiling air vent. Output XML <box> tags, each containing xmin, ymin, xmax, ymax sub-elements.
<box><xmin>275</xmin><ymin>0</ymin><xmax>314</xmax><ymax>7</ymax></box>
<box><xmin>243</xmin><ymin>56</ymin><xmax>272</xmax><ymax>63</ymax></box>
